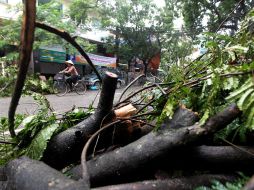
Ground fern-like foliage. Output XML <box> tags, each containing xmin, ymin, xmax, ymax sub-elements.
<box><xmin>226</xmin><ymin>78</ymin><xmax>254</xmax><ymax>129</ymax></box>
<box><xmin>154</xmin><ymin>8</ymin><xmax>254</xmax><ymax>144</ymax></box>
<box><xmin>195</xmin><ymin>174</ymin><xmax>249</xmax><ymax>190</ymax></box>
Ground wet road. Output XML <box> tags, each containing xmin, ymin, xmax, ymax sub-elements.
<box><xmin>0</xmin><ymin>88</ymin><xmax>137</xmax><ymax>117</ymax></box>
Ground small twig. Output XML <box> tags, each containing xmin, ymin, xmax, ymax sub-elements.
<box><xmin>81</xmin><ymin>119</ymin><xmax>125</xmax><ymax>188</ymax></box>
<box><xmin>183</xmin><ymin>52</ymin><xmax>208</xmax><ymax>71</ymax></box>
<box><xmin>91</xmin><ymin>89</ymin><xmax>100</xmax><ymax>107</ymax></box>
<box><xmin>187</xmin><ymin>58</ymin><xmax>215</xmax><ymax>79</ymax></box>
<box><xmin>113</xmin><ymin>102</ymin><xmax>132</xmax><ymax>111</ymax></box>
<box><xmin>222</xmin><ymin>138</ymin><xmax>254</xmax><ymax>158</ymax></box>
<box><xmin>0</xmin><ymin>79</ymin><xmax>15</xmax><ymax>93</ymax></box>
<box><xmin>118</xmin><ymin>74</ymin><xmax>145</xmax><ymax>103</ymax></box>
<box><xmin>117</xmin><ymin>81</ymin><xmax>174</xmax><ymax>107</ymax></box>
<box><xmin>92</xmin><ymin>113</ymin><xmax>111</xmax><ymax>157</ymax></box>
<box><xmin>220</xmin><ymin>70</ymin><xmax>254</xmax><ymax>77</ymax></box>
<box><xmin>131</xmin><ymin>111</ymin><xmax>159</xmax><ymax>119</ymax></box>
<box><xmin>129</xmin><ymin>118</ymin><xmax>156</xmax><ymax>128</ymax></box>
<box><xmin>0</xmin><ymin>140</ymin><xmax>16</xmax><ymax>145</ymax></box>
<box><xmin>136</xmin><ymin>98</ymin><xmax>156</xmax><ymax>114</ymax></box>
<box><xmin>116</xmin><ymin>84</ymin><xmax>156</xmax><ymax>107</ymax></box>
<box><xmin>154</xmin><ymin>83</ymin><xmax>167</xmax><ymax>95</ymax></box>
<box><xmin>132</xmin><ymin>96</ymin><xmax>147</xmax><ymax>106</ymax></box>
<box><xmin>216</xmin><ymin>0</ymin><xmax>244</xmax><ymax>33</ymax></box>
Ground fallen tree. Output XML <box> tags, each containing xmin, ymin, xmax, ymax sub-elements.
<box><xmin>0</xmin><ymin>104</ymin><xmax>241</xmax><ymax>189</ymax></box>
<box><xmin>70</xmin><ymin>145</ymin><xmax>254</xmax><ymax>183</ymax></box>
<box><xmin>0</xmin><ymin>156</ymin><xmax>238</xmax><ymax>190</ymax></box>
<box><xmin>71</xmin><ymin>104</ymin><xmax>241</xmax><ymax>186</ymax></box>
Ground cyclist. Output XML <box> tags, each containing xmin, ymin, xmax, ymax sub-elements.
<box><xmin>60</xmin><ymin>60</ymin><xmax>79</xmax><ymax>91</ymax></box>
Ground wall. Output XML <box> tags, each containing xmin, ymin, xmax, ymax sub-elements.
<box><xmin>0</xmin><ymin>0</ymin><xmax>22</xmax><ymax>20</ymax></box>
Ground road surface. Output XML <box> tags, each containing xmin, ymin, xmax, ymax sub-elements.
<box><xmin>0</xmin><ymin>88</ymin><xmax>137</xmax><ymax>117</ymax></box>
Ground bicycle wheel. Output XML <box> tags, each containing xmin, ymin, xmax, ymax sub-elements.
<box><xmin>94</xmin><ymin>81</ymin><xmax>101</xmax><ymax>90</ymax></box>
<box><xmin>53</xmin><ymin>81</ymin><xmax>68</xmax><ymax>96</ymax></box>
<box><xmin>74</xmin><ymin>81</ymin><xmax>87</xmax><ymax>95</ymax></box>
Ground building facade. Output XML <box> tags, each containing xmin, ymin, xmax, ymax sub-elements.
<box><xmin>0</xmin><ymin>0</ymin><xmax>116</xmax><ymax>78</ymax></box>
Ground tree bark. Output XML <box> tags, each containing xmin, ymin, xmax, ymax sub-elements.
<box><xmin>93</xmin><ymin>174</ymin><xmax>237</xmax><ymax>190</ymax></box>
<box><xmin>70</xmin><ymin>144</ymin><xmax>254</xmax><ymax>185</ymax></box>
<box><xmin>162</xmin><ymin>145</ymin><xmax>254</xmax><ymax>172</ymax></box>
<box><xmin>1</xmin><ymin>156</ymin><xmax>87</xmax><ymax>190</ymax></box>
<box><xmin>8</xmin><ymin>0</ymin><xmax>36</xmax><ymax>138</ymax></box>
<box><xmin>0</xmin><ymin>157</ymin><xmax>238</xmax><ymax>190</ymax></box>
<box><xmin>42</xmin><ymin>72</ymin><xmax>118</xmax><ymax>169</ymax></box>
<box><xmin>70</xmin><ymin>104</ymin><xmax>240</xmax><ymax>186</ymax></box>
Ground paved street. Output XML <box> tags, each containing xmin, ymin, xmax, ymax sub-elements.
<box><xmin>0</xmin><ymin>88</ymin><xmax>137</xmax><ymax>117</ymax></box>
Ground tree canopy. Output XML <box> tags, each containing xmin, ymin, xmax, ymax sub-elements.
<box><xmin>180</xmin><ymin>0</ymin><xmax>254</xmax><ymax>38</ymax></box>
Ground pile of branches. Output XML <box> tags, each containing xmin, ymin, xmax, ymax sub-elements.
<box><xmin>1</xmin><ymin>70</ymin><xmax>254</xmax><ymax>190</ymax></box>
<box><xmin>1</xmin><ymin>1</ymin><xmax>254</xmax><ymax>189</ymax></box>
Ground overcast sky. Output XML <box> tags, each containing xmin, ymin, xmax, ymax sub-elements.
<box><xmin>154</xmin><ymin>0</ymin><xmax>165</xmax><ymax>7</ymax></box>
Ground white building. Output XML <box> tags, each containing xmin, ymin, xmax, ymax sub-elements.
<box><xmin>0</xmin><ymin>0</ymin><xmax>72</xmax><ymax>20</ymax></box>
<box><xmin>0</xmin><ymin>0</ymin><xmax>22</xmax><ymax>20</ymax></box>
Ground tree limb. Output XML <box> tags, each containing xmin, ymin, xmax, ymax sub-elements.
<box><xmin>8</xmin><ymin>0</ymin><xmax>36</xmax><ymax>138</ymax></box>
<box><xmin>42</xmin><ymin>72</ymin><xmax>117</xmax><ymax>169</ymax></box>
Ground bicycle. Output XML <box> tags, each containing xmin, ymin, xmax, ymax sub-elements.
<box><xmin>53</xmin><ymin>73</ymin><xmax>87</xmax><ymax>96</ymax></box>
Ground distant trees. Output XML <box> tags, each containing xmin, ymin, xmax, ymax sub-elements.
<box><xmin>180</xmin><ymin>0</ymin><xmax>254</xmax><ymax>38</ymax></box>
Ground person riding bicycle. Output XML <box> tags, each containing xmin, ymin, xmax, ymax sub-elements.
<box><xmin>59</xmin><ymin>60</ymin><xmax>79</xmax><ymax>91</ymax></box>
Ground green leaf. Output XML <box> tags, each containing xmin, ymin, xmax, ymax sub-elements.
<box><xmin>20</xmin><ymin>115</ymin><xmax>36</xmax><ymax>128</ymax></box>
<box><xmin>226</xmin><ymin>78</ymin><xmax>254</xmax><ymax>101</ymax></box>
<box><xmin>199</xmin><ymin>109</ymin><xmax>210</xmax><ymax>125</ymax></box>
<box><xmin>40</xmin><ymin>81</ymin><xmax>48</xmax><ymax>90</ymax></box>
<box><xmin>162</xmin><ymin>98</ymin><xmax>175</xmax><ymax>119</ymax></box>
<box><xmin>25</xmin><ymin>123</ymin><xmax>59</xmax><ymax>160</ymax></box>
<box><xmin>225</xmin><ymin>45</ymin><xmax>249</xmax><ymax>53</ymax></box>
<box><xmin>223</xmin><ymin>77</ymin><xmax>239</xmax><ymax>90</ymax></box>
<box><xmin>246</xmin><ymin>106</ymin><xmax>254</xmax><ymax>129</ymax></box>
<box><xmin>237</xmin><ymin>88</ymin><xmax>254</xmax><ymax>110</ymax></box>
<box><xmin>244</xmin><ymin>96</ymin><xmax>254</xmax><ymax>113</ymax></box>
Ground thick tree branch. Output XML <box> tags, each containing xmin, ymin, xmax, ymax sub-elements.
<box><xmin>71</xmin><ymin>104</ymin><xmax>240</xmax><ymax>186</ymax></box>
<box><xmin>42</xmin><ymin>72</ymin><xmax>117</xmax><ymax>169</ymax></box>
<box><xmin>8</xmin><ymin>1</ymin><xmax>36</xmax><ymax>138</ymax></box>
<box><xmin>2</xmin><ymin>156</ymin><xmax>87</xmax><ymax>190</ymax></box>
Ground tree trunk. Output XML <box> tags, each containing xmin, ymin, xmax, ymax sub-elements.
<box><xmin>42</xmin><ymin>72</ymin><xmax>118</xmax><ymax>169</ymax></box>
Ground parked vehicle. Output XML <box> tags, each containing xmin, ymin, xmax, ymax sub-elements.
<box><xmin>84</xmin><ymin>73</ymin><xmax>125</xmax><ymax>90</ymax></box>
